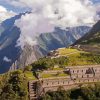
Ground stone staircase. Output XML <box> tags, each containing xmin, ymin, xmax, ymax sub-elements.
<box><xmin>29</xmin><ymin>81</ymin><xmax>37</xmax><ymax>100</ymax></box>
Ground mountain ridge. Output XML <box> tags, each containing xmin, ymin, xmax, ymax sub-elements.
<box><xmin>0</xmin><ymin>13</ymin><xmax>91</xmax><ymax>73</ymax></box>
<box><xmin>73</xmin><ymin>20</ymin><xmax>100</xmax><ymax>45</ymax></box>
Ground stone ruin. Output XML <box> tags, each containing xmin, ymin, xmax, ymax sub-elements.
<box><xmin>29</xmin><ymin>65</ymin><xmax>100</xmax><ymax>100</ymax></box>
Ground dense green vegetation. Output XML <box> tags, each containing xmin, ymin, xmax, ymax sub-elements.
<box><xmin>32</xmin><ymin>57</ymin><xmax>69</xmax><ymax>70</ymax></box>
<box><xmin>0</xmin><ymin>70</ymin><xmax>29</xmax><ymax>100</ymax></box>
<box><xmin>41</xmin><ymin>83</ymin><xmax>100</xmax><ymax>100</ymax></box>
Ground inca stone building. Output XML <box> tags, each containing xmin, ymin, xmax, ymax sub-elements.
<box><xmin>29</xmin><ymin>65</ymin><xmax>100</xmax><ymax>100</ymax></box>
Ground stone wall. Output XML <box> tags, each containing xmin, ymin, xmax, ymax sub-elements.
<box><xmin>37</xmin><ymin>65</ymin><xmax>100</xmax><ymax>94</ymax></box>
<box><xmin>29</xmin><ymin>65</ymin><xmax>100</xmax><ymax>99</ymax></box>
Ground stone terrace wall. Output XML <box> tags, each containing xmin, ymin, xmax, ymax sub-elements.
<box><xmin>29</xmin><ymin>65</ymin><xmax>100</xmax><ymax>99</ymax></box>
<box><xmin>37</xmin><ymin>65</ymin><xmax>100</xmax><ymax>94</ymax></box>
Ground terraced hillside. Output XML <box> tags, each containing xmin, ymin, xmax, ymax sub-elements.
<box><xmin>57</xmin><ymin>48</ymin><xmax>100</xmax><ymax>66</ymax></box>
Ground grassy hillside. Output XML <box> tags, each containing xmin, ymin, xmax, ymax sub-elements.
<box><xmin>57</xmin><ymin>48</ymin><xmax>100</xmax><ymax>65</ymax></box>
<box><xmin>31</xmin><ymin>48</ymin><xmax>100</xmax><ymax>72</ymax></box>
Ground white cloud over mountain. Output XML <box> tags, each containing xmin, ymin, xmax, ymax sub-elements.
<box><xmin>11</xmin><ymin>0</ymin><xmax>99</xmax><ymax>49</ymax></box>
<box><xmin>0</xmin><ymin>5</ymin><xmax>16</xmax><ymax>22</ymax></box>
<box><xmin>3</xmin><ymin>56</ymin><xmax>11</xmax><ymax>62</ymax></box>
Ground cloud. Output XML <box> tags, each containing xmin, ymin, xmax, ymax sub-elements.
<box><xmin>14</xmin><ymin>0</ymin><xmax>98</xmax><ymax>49</ymax></box>
<box><xmin>3</xmin><ymin>56</ymin><xmax>11</xmax><ymax>62</ymax></box>
<box><xmin>95</xmin><ymin>3</ymin><xmax>100</xmax><ymax>12</ymax></box>
<box><xmin>0</xmin><ymin>5</ymin><xmax>16</xmax><ymax>22</ymax></box>
<box><xmin>15</xmin><ymin>13</ymin><xmax>55</xmax><ymax>49</ymax></box>
<box><xmin>0</xmin><ymin>5</ymin><xmax>7</xmax><ymax>12</ymax></box>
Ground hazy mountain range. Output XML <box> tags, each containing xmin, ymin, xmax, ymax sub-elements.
<box><xmin>0</xmin><ymin>13</ymin><xmax>91</xmax><ymax>73</ymax></box>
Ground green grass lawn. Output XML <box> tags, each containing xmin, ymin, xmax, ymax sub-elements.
<box><xmin>24</xmin><ymin>71</ymin><xmax>36</xmax><ymax>80</ymax></box>
<box><xmin>41</xmin><ymin>73</ymin><xmax>68</xmax><ymax>78</ymax></box>
<box><xmin>53</xmin><ymin>67</ymin><xmax>63</xmax><ymax>70</ymax></box>
<box><xmin>58</xmin><ymin>48</ymin><xmax>80</xmax><ymax>55</ymax></box>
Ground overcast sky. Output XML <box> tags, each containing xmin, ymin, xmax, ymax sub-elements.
<box><xmin>0</xmin><ymin>0</ymin><xmax>99</xmax><ymax>13</ymax></box>
<box><xmin>0</xmin><ymin>0</ymin><xmax>99</xmax><ymax>23</ymax></box>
